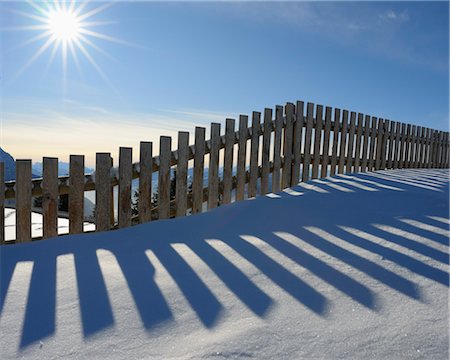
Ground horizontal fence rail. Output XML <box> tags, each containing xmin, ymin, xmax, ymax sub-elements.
<box><xmin>1</xmin><ymin>100</ymin><xmax>449</xmax><ymax>244</ymax></box>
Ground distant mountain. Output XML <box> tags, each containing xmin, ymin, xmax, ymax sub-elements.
<box><xmin>32</xmin><ymin>162</ymin><xmax>94</xmax><ymax>177</ymax></box>
<box><xmin>0</xmin><ymin>147</ymin><xmax>16</xmax><ymax>181</ymax></box>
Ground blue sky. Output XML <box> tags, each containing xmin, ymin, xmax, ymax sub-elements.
<box><xmin>1</xmin><ymin>1</ymin><xmax>448</xmax><ymax>166</ymax></box>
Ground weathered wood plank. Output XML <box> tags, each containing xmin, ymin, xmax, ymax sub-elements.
<box><xmin>249</xmin><ymin>112</ymin><xmax>261</xmax><ymax>196</ymax></box>
<box><xmin>291</xmin><ymin>101</ymin><xmax>304</xmax><ymax>184</ymax></box>
<box><xmin>261</xmin><ymin>109</ymin><xmax>272</xmax><ymax>194</ymax></box>
<box><xmin>158</xmin><ymin>136</ymin><xmax>172</xmax><ymax>219</ymax></box>
<box><xmin>95</xmin><ymin>153</ymin><xmax>112</xmax><ymax>232</ymax></box>
<box><xmin>330</xmin><ymin>108</ymin><xmax>341</xmax><ymax>175</ymax></box>
<box><xmin>208</xmin><ymin>123</ymin><xmax>221</xmax><ymax>209</ymax></box>
<box><xmin>374</xmin><ymin>118</ymin><xmax>384</xmax><ymax>170</ymax></box>
<box><xmin>414</xmin><ymin>126</ymin><xmax>422</xmax><ymax>168</ymax></box>
<box><xmin>222</xmin><ymin>119</ymin><xmax>235</xmax><ymax>204</ymax></box>
<box><xmin>320</xmin><ymin>106</ymin><xmax>332</xmax><ymax>178</ymax></box>
<box><xmin>118</xmin><ymin>147</ymin><xmax>132</xmax><ymax>228</ymax></box>
<box><xmin>386</xmin><ymin>120</ymin><xmax>395</xmax><ymax>169</ymax></box>
<box><xmin>404</xmin><ymin>124</ymin><xmax>412</xmax><ymax>168</ymax></box>
<box><xmin>236</xmin><ymin>115</ymin><xmax>248</xmax><ymax>200</ymax></box>
<box><xmin>16</xmin><ymin>160</ymin><xmax>32</xmax><ymax>242</ymax></box>
<box><xmin>43</xmin><ymin>157</ymin><xmax>58</xmax><ymax>239</ymax></box>
<box><xmin>368</xmin><ymin>117</ymin><xmax>378</xmax><ymax>171</ymax></box>
<box><xmin>410</xmin><ymin>125</ymin><xmax>417</xmax><ymax>168</ymax></box>
<box><xmin>176</xmin><ymin>132</ymin><xmax>189</xmax><ymax>217</ymax></box>
<box><xmin>337</xmin><ymin>110</ymin><xmax>349</xmax><ymax>174</ymax></box>
<box><xmin>360</xmin><ymin>115</ymin><xmax>370</xmax><ymax>172</ymax></box>
<box><xmin>0</xmin><ymin>162</ymin><xmax>4</xmax><ymax>244</ymax></box>
<box><xmin>272</xmin><ymin>106</ymin><xmax>283</xmax><ymax>192</ymax></box>
<box><xmin>424</xmin><ymin>128</ymin><xmax>431</xmax><ymax>168</ymax></box>
<box><xmin>353</xmin><ymin>113</ymin><xmax>363</xmax><ymax>173</ymax></box>
<box><xmin>380</xmin><ymin>120</ymin><xmax>389</xmax><ymax>170</ymax></box>
<box><xmin>311</xmin><ymin>105</ymin><xmax>323</xmax><ymax>179</ymax></box>
<box><xmin>392</xmin><ymin>122</ymin><xmax>401</xmax><ymax>170</ymax></box>
<box><xmin>282</xmin><ymin>103</ymin><xmax>294</xmax><ymax>188</ymax></box>
<box><xmin>398</xmin><ymin>123</ymin><xmax>407</xmax><ymax>169</ymax></box>
<box><xmin>302</xmin><ymin>103</ymin><xmax>314</xmax><ymax>181</ymax></box>
<box><xmin>138</xmin><ymin>142</ymin><xmax>153</xmax><ymax>223</ymax></box>
<box><xmin>192</xmin><ymin>127</ymin><xmax>205</xmax><ymax>213</ymax></box>
<box><xmin>69</xmin><ymin>155</ymin><xmax>85</xmax><ymax>234</ymax></box>
<box><xmin>420</xmin><ymin>128</ymin><xmax>428</xmax><ymax>168</ymax></box>
<box><xmin>346</xmin><ymin>111</ymin><xmax>356</xmax><ymax>173</ymax></box>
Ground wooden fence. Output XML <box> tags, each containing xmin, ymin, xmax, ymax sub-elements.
<box><xmin>1</xmin><ymin>100</ymin><xmax>449</xmax><ymax>244</ymax></box>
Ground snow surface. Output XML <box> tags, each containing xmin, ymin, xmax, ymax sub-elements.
<box><xmin>0</xmin><ymin>169</ymin><xmax>449</xmax><ymax>360</ymax></box>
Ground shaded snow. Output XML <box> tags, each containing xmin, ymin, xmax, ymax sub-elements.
<box><xmin>0</xmin><ymin>169</ymin><xmax>449</xmax><ymax>359</ymax></box>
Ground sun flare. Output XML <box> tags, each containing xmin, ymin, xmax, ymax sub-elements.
<box><xmin>10</xmin><ymin>1</ymin><xmax>126</xmax><ymax>87</ymax></box>
<box><xmin>47</xmin><ymin>8</ymin><xmax>81</xmax><ymax>42</ymax></box>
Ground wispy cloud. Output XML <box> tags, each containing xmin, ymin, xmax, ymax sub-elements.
<box><xmin>379</xmin><ymin>10</ymin><xmax>409</xmax><ymax>23</ymax></box>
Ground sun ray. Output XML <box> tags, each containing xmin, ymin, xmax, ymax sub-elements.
<box><xmin>10</xmin><ymin>31</ymin><xmax>53</xmax><ymax>52</ymax></box>
<box><xmin>76</xmin><ymin>3</ymin><xmax>113</xmax><ymax>22</ymax></box>
<box><xmin>16</xmin><ymin>35</ymin><xmax>56</xmax><ymax>78</ymax></box>
<box><xmin>78</xmin><ymin>28</ymin><xmax>134</xmax><ymax>47</ymax></box>
<box><xmin>9</xmin><ymin>9</ymin><xmax>49</xmax><ymax>24</ymax></box>
<box><xmin>77</xmin><ymin>33</ymin><xmax>116</xmax><ymax>62</ymax></box>
<box><xmin>26</xmin><ymin>0</ymin><xmax>50</xmax><ymax>17</ymax></box>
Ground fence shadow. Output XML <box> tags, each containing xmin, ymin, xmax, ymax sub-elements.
<box><xmin>0</xmin><ymin>169</ymin><xmax>448</xmax><ymax>349</ymax></box>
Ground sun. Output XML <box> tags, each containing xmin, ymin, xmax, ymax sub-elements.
<box><xmin>9</xmin><ymin>1</ymin><xmax>128</xmax><ymax>88</ymax></box>
<box><xmin>47</xmin><ymin>8</ymin><xmax>81</xmax><ymax>42</ymax></box>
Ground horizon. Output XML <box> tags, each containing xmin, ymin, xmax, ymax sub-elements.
<box><xmin>1</xmin><ymin>1</ymin><xmax>449</xmax><ymax>167</ymax></box>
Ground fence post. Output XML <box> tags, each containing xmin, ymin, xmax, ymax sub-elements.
<box><xmin>261</xmin><ymin>109</ymin><xmax>272</xmax><ymax>194</ymax></box>
<box><xmin>387</xmin><ymin>121</ymin><xmax>395</xmax><ymax>169</ymax></box>
<box><xmin>222</xmin><ymin>119</ymin><xmax>235</xmax><ymax>204</ymax></box>
<box><xmin>302</xmin><ymin>103</ymin><xmax>314</xmax><ymax>181</ymax></box>
<box><xmin>176</xmin><ymin>132</ymin><xmax>189</xmax><ymax>217</ymax></box>
<box><xmin>42</xmin><ymin>157</ymin><xmax>58</xmax><ymax>239</ymax></box>
<box><xmin>95</xmin><ymin>153</ymin><xmax>112</xmax><ymax>232</ymax></box>
<box><xmin>158</xmin><ymin>136</ymin><xmax>172</xmax><ymax>219</ymax></box>
<box><xmin>346</xmin><ymin>111</ymin><xmax>356</xmax><ymax>173</ymax></box>
<box><xmin>338</xmin><ymin>110</ymin><xmax>349</xmax><ymax>174</ymax></box>
<box><xmin>192</xmin><ymin>127</ymin><xmax>205</xmax><ymax>214</ymax></box>
<box><xmin>0</xmin><ymin>162</ymin><xmax>4</xmax><ymax>244</ymax></box>
<box><xmin>272</xmin><ymin>106</ymin><xmax>283</xmax><ymax>192</ymax></box>
<box><xmin>392</xmin><ymin>122</ymin><xmax>400</xmax><ymax>169</ymax></box>
<box><xmin>282</xmin><ymin>104</ymin><xmax>294</xmax><ymax>188</ymax></box>
<box><xmin>311</xmin><ymin>105</ymin><xmax>323</xmax><ymax>179</ymax></box>
<box><xmin>398</xmin><ymin>124</ymin><xmax>406</xmax><ymax>169</ymax></box>
<box><xmin>118</xmin><ymin>147</ymin><xmax>132</xmax><ymax>228</ymax></box>
<box><xmin>138</xmin><ymin>142</ymin><xmax>153</xmax><ymax>223</ymax></box>
<box><xmin>249</xmin><ymin>112</ymin><xmax>261</xmax><ymax>196</ymax></box>
<box><xmin>16</xmin><ymin>160</ymin><xmax>32</xmax><ymax>242</ymax></box>
<box><xmin>360</xmin><ymin>115</ymin><xmax>370</xmax><ymax>172</ymax></box>
<box><xmin>236</xmin><ymin>115</ymin><xmax>248</xmax><ymax>200</ymax></box>
<box><xmin>320</xmin><ymin>107</ymin><xmax>332</xmax><ymax>178</ymax></box>
<box><xmin>208</xmin><ymin>123</ymin><xmax>220</xmax><ymax>209</ymax></box>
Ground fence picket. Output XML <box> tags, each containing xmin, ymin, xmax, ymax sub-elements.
<box><xmin>237</xmin><ymin>115</ymin><xmax>248</xmax><ymax>200</ymax></box>
<box><xmin>353</xmin><ymin>113</ymin><xmax>363</xmax><ymax>173</ymax></box>
<box><xmin>175</xmin><ymin>132</ymin><xmax>189</xmax><ymax>217</ymax></box>
<box><xmin>158</xmin><ymin>136</ymin><xmax>172</xmax><ymax>219</ymax></box>
<box><xmin>380</xmin><ymin>120</ymin><xmax>389</xmax><ymax>170</ymax></box>
<box><xmin>387</xmin><ymin>121</ymin><xmax>395</xmax><ymax>169</ymax></box>
<box><xmin>330</xmin><ymin>108</ymin><xmax>341</xmax><ymax>176</ymax></box>
<box><xmin>95</xmin><ymin>153</ymin><xmax>112</xmax><ymax>232</ymax></box>
<box><xmin>375</xmin><ymin>119</ymin><xmax>384</xmax><ymax>170</ymax></box>
<box><xmin>249</xmin><ymin>112</ymin><xmax>261</xmax><ymax>196</ymax></box>
<box><xmin>272</xmin><ymin>106</ymin><xmax>283</xmax><ymax>192</ymax></box>
<box><xmin>312</xmin><ymin>105</ymin><xmax>323</xmax><ymax>179</ymax></box>
<box><xmin>320</xmin><ymin>106</ymin><xmax>332</xmax><ymax>178</ymax></box>
<box><xmin>208</xmin><ymin>123</ymin><xmax>221</xmax><ymax>209</ymax></box>
<box><xmin>261</xmin><ymin>109</ymin><xmax>272</xmax><ymax>195</ymax></box>
<box><xmin>69</xmin><ymin>155</ymin><xmax>85</xmax><ymax>234</ymax></box>
<box><xmin>139</xmin><ymin>142</ymin><xmax>153</xmax><ymax>223</ymax></box>
<box><xmin>282</xmin><ymin>103</ymin><xmax>294</xmax><ymax>188</ymax></box>
<box><xmin>118</xmin><ymin>147</ymin><xmax>132</xmax><ymax>228</ymax></box>
<box><xmin>346</xmin><ymin>111</ymin><xmax>356</xmax><ymax>173</ymax></box>
<box><xmin>392</xmin><ymin>122</ymin><xmax>400</xmax><ymax>169</ymax></box>
<box><xmin>302</xmin><ymin>103</ymin><xmax>314</xmax><ymax>181</ymax></box>
<box><xmin>338</xmin><ymin>110</ymin><xmax>349</xmax><ymax>174</ymax></box>
<box><xmin>192</xmin><ymin>127</ymin><xmax>206</xmax><ymax>213</ymax></box>
<box><xmin>43</xmin><ymin>157</ymin><xmax>58</xmax><ymax>239</ymax></box>
<box><xmin>223</xmin><ymin>119</ymin><xmax>235</xmax><ymax>204</ymax></box>
<box><xmin>291</xmin><ymin>102</ymin><xmax>304</xmax><ymax>184</ymax></box>
<box><xmin>368</xmin><ymin>117</ymin><xmax>378</xmax><ymax>171</ymax></box>
<box><xmin>360</xmin><ymin>115</ymin><xmax>370</xmax><ymax>172</ymax></box>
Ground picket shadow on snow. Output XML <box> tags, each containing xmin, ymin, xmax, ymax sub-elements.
<box><xmin>0</xmin><ymin>169</ymin><xmax>448</xmax><ymax>349</ymax></box>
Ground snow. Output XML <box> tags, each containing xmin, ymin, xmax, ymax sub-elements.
<box><xmin>3</xmin><ymin>209</ymin><xmax>95</xmax><ymax>241</ymax></box>
<box><xmin>0</xmin><ymin>169</ymin><xmax>449</xmax><ymax>359</ymax></box>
